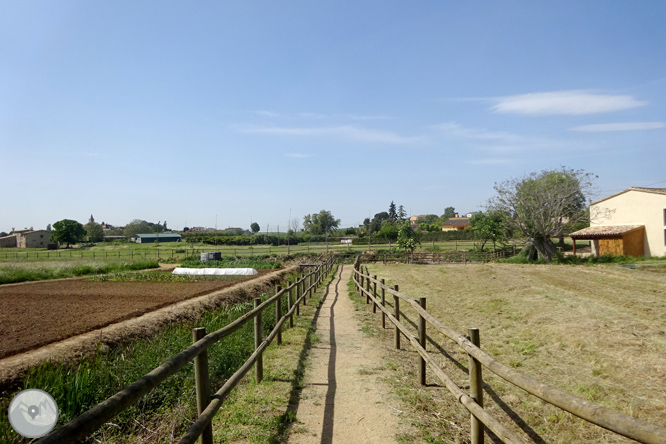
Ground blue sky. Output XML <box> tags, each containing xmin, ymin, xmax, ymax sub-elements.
<box><xmin>2</xmin><ymin>1</ymin><xmax>665</xmax><ymax>232</ymax></box>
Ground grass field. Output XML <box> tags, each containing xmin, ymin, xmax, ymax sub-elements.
<box><xmin>363</xmin><ymin>262</ymin><xmax>666</xmax><ymax>443</ymax></box>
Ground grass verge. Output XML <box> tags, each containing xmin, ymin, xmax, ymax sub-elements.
<box><xmin>0</xmin><ymin>260</ymin><xmax>159</xmax><ymax>285</ymax></box>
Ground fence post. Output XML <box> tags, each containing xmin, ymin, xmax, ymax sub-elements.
<box><xmin>276</xmin><ymin>285</ymin><xmax>282</xmax><ymax>346</ymax></box>
<box><xmin>296</xmin><ymin>277</ymin><xmax>302</xmax><ymax>314</ymax></box>
<box><xmin>468</xmin><ymin>328</ymin><xmax>484</xmax><ymax>444</ymax></box>
<box><xmin>359</xmin><ymin>270</ymin><xmax>364</xmax><ymax>292</ymax></box>
<box><xmin>372</xmin><ymin>276</ymin><xmax>377</xmax><ymax>313</ymax></box>
<box><xmin>287</xmin><ymin>283</ymin><xmax>294</xmax><ymax>328</ymax></box>
<box><xmin>254</xmin><ymin>298</ymin><xmax>263</xmax><ymax>383</ymax></box>
<box><xmin>192</xmin><ymin>327</ymin><xmax>213</xmax><ymax>444</ymax></box>
<box><xmin>393</xmin><ymin>285</ymin><xmax>400</xmax><ymax>350</ymax></box>
<box><xmin>381</xmin><ymin>278</ymin><xmax>386</xmax><ymax>328</ymax></box>
<box><xmin>365</xmin><ymin>273</ymin><xmax>370</xmax><ymax>304</ymax></box>
<box><xmin>418</xmin><ymin>297</ymin><xmax>426</xmax><ymax>386</ymax></box>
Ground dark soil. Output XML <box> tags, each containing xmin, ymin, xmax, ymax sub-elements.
<box><xmin>0</xmin><ymin>271</ymin><xmax>273</xmax><ymax>359</ymax></box>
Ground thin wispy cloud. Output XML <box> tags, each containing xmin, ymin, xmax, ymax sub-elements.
<box><xmin>569</xmin><ymin>122</ymin><xmax>665</xmax><ymax>132</ymax></box>
<box><xmin>284</xmin><ymin>152</ymin><xmax>313</xmax><ymax>158</ymax></box>
<box><xmin>432</xmin><ymin>122</ymin><xmax>525</xmax><ymax>144</ymax></box>
<box><xmin>432</xmin><ymin>122</ymin><xmax>556</xmax><ymax>152</ymax></box>
<box><xmin>239</xmin><ymin>125</ymin><xmax>424</xmax><ymax>145</ymax></box>
<box><xmin>491</xmin><ymin>91</ymin><xmax>646</xmax><ymax>116</ymax></box>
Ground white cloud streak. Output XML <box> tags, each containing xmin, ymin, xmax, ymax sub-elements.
<box><xmin>491</xmin><ymin>91</ymin><xmax>646</xmax><ymax>116</ymax></box>
<box><xmin>239</xmin><ymin>125</ymin><xmax>423</xmax><ymax>145</ymax></box>
<box><xmin>432</xmin><ymin>122</ymin><xmax>556</xmax><ymax>152</ymax></box>
<box><xmin>569</xmin><ymin>122</ymin><xmax>665</xmax><ymax>132</ymax></box>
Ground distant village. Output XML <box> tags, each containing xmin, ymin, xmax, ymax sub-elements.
<box><xmin>0</xmin><ymin>209</ymin><xmax>481</xmax><ymax>250</ymax></box>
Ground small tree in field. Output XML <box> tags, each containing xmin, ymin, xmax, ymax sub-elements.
<box><xmin>396</xmin><ymin>220</ymin><xmax>420</xmax><ymax>253</ymax></box>
<box><xmin>489</xmin><ymin>167</ymin><xmax>596</xmax><ymax>262</ymax></box>
<box><xmin>469</xmin><ymin>212</ymin><xmax>506</xmax><ymax>251</ymax></box>
<box><xmin>250</xmin><ymin>222</ymin><xmax>260</xmax><ymax>234</ymax></box>
<box><xmin>52</xmin><ymin>219</ymin><xmax>86</xmax><ymax>247</ymax></box>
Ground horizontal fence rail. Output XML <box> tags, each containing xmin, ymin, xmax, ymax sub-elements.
<box><xmin>351</xmin><ymin>256</ymin><xmax>666</xmax><ymax>444</ymax></box>
<box><xmin>360</xmin><ymin>250</ymin><xmax>509</xmax><ymax>265</ymax></box>
<box><xmin>37</xmin><ymin>256</ymin><xmax>336</xmax><ymax>444</ymax></box>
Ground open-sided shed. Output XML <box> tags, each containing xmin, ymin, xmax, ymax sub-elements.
<box><xmin>570</xmin><ymin>225</ymin><xmax>645</xmax><ymax>257</ymax></box>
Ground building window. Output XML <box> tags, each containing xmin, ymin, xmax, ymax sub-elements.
<box><xmin>40</xmin><ymin>234</ymin><xmax>43</xmax><ymax>238</ymax></box>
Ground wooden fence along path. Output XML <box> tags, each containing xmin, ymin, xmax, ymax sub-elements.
<box><xmin>36</xmin><ymin>256</ymin><xmax>335</xmax><ymax>444</ymax></box>
<box><xmin>351</xmin><ymin>257</ymin><xmax>666</xmax><ymax>444</ymax></box>
<box><xmin>361</xmin><ymin>249</ymin><xmax>510</xmax><ymax>265</ymax></box>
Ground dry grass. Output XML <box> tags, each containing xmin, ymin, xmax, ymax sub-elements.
<box><xmin>364</xmin><ymin>262</ymin><xmax>666</xmax><ymax>443</ymax></box>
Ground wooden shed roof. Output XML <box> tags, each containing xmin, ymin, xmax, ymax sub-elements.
<box><xmin>569</xmin><ymin>225</ymin><xmax>644</xmax><ymax>239</ymax></box>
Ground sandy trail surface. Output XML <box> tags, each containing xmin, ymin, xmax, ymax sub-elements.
<box><xmin>287</xmin><ymin>265</ymin><xmax>402</xmax><ymax>444</ymax></box>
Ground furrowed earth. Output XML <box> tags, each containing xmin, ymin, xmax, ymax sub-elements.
<box><xmin>0</xmin><ymin>270</ymin><xmax>275</xmax><ymax>359</ymax></box>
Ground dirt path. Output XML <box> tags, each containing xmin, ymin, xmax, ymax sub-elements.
<box><xmin>288</xmin><ymin>265</ymin><xmax>403</xmax><ymax>444</ymax></box>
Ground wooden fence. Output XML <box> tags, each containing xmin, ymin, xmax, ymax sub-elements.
<box><xmin>36</xmin><ymin>256</ymin><xmax>336</xmax><ymax>444</ymax></box>
<box><xmin>352</xmin><ymin>257</ymin><xmax>666</xmax><ymax>444</ymax></box>
<box><xmin>361</xmin><ymin>249</ymin><xmax>511</xmax><ymax>265</ymax></box>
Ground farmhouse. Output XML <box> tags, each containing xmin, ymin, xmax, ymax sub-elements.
<box><xmin>19</xmin><ymin>230</ymin><xmax>53</xmax><ymax>248</ymax></box>
<box><xmin>1</xmin><ymin>229</ymin><xmax>55</xmax><ymax>248</ymax></box>
<box><xmin>441</xmin><ymin>217</ymin><xmax>470</xmax><ymax>231</ymax></box>
<box><xmin>0</xmin><ymin>234</ymin><xmax>18</xmax><ymax>248</ymax></box>
<box><xmin>131</xmin><ymin>233</ymin><xmax>182</xmax><ymax>243</ymax></box>
<box><xmin>570</xmin><ymin>187</ymin><xmax>666</xmax><ymax>257</ymax></box>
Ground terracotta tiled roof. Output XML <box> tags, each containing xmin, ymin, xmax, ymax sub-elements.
<box><xmin>442</xmin><ymin>217</ymin><xmax>470</xmax><ymax>227</ymax></box>
<box><xmin>569</xmin><ymin>225</ymin><xmax>644</xmax><ymax>239</ymax></box>
<box><xmin>592</xmin><ymin>187</ymin><xmax>666</xmax><ymax>205</ymax></box>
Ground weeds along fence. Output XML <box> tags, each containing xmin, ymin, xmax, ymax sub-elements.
<box><xmin>351</xmin><ymin>257</ymin><xmax>666</xmax><ymax>444</ymax></box>
<box><xmin>36</xmin><ymin>256</ymin><xmax>336</xmax><ymax>444</ymax></box>
<box><xmin>361</xmin><ymin>249</ymin><xmax>510</xmax><ymax>265</ymax></box>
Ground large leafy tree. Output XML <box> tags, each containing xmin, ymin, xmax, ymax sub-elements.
<box><xmin>85</xmin><ymin>221</ymin><xmax>105</xmax><ymax>242</ymax></box>
<box><xmin>368</xmin><ymin>212</ymin><xmax>389</xmax><ymax>234</ymax></box>
<box><xmin>303</xmin><ymin>210</ymin><xmax>340</xmax><ymax>235</ymax></box>
<box><xmin>250</xmin><ymin>222</ymin><xmax>260</xmax><ymax>234</ymax></box>
<box><xmin>442</xmin><ymin>207</ymin><xmax>456</xmax><ymax>219</ymax></box>
<box><xmin>52</xmin><ymin>219</ymin><xmax>86</xmax><ymax>247</ymax></box>
<box><xmin>489</xmin><ymin>167</ymin><xmax>595</xmax><ymax>262</ymax></box>
<box><xmin>123</xmin><ymin>219</ymin><xmax>154</xmax><ymax>239</ymax></box>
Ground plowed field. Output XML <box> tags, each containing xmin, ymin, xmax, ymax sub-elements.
<box><xmin>0</xmin><ymin>272</ymin><xmax>272</xmax><ymax>359</ymax></box>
